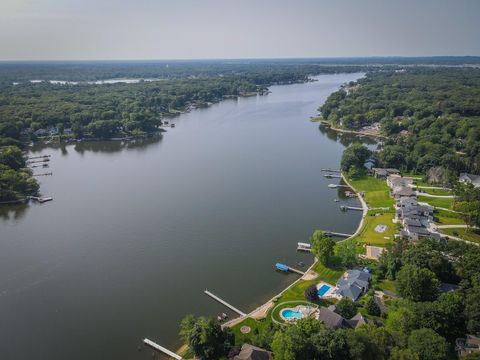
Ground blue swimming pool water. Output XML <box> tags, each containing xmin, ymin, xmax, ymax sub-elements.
<box><xmin>317</xmin><ymin>284</ymin><xmax>331</xmax><ymax>297</ymax></box>
<box><xmin>281</xmin><ymin>309</ymin><xmax>304</xmax><ymax>320</ymax></box>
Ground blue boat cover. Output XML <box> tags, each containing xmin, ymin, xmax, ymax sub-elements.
<box><xmin>275</xmin><ymin>263</ymin><xmax>289</xmax><ymax>271</ymax></box>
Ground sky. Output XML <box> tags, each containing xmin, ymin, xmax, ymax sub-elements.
<box><xmin>0</xmin><ymin>0</ymin><xmax>479</xmax><ymax>61</ymax></box>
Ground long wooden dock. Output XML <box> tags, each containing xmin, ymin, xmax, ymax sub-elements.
<box><xmin>33</xmin><ymin>172</ymin><xmax>52</xmax><ymax>177</ymax></box>
<box><xmin>143</xmin><ymin>339</ymin><xmax>182</xmax><ymax>359</ymax></box>
<box><xmin>321</xmin><ymin>168</ymin><xmax>341</xmax><ymax>173</ymax></box>
<box><xmin>323</xmin><ymin>174</ymin><xmax>342</xmax><ymax>179</ymax></box>
<box><xmin>204</xmin><ymin>290</ymin><xmax>246</xmax><ymax>317</ymax></box>
<box><xmin>340</xmin><ymin>205</ymin><xmax>364</xmax><ymax>211</ymax></box>
<box><xmin>325</xmin><ymin>231</ymin><xmax>353</xmax><ymax>238</ymax></box>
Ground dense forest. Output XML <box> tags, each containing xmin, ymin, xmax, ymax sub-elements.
<box><xmin>319</xmin><ymin>68</ymin><xmax>480</xmax><ymax>175</ymax></box>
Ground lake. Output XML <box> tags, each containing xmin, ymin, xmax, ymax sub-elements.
<box><xmin>0</xmin><ymin>73</ymin><xmax>365</xmax><ymax>360</ymax></box>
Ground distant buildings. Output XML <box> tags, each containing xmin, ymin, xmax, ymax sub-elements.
<box><xmin>459</xmin><ymin>173</ymin><xmax>480</xmax><ymax>188</ymax></box>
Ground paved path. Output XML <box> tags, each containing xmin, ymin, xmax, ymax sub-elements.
<box><xmin>409</xmin><ymin>184</ymin><xmax>451</xmax><ymax>190</ymax></box>
<box><xmin>435</xmin><ymin>224</ymin><xmax>478</xmax><ymax>229</ymax></box>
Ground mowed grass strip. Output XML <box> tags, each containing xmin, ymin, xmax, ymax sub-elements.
<box><xmin>418</xmin><ymin>195</ymin><xmax>454</xmax><ymax>209</ymax></box>
<box><xmin>440</xmin><ymin>228</ymin><xmax>480</xmax><ymax>244</ymax></box>
<box><xmin>348</xmin><ymin>176</ymin><xmax>394</xmax><ymax>208</ymax></box>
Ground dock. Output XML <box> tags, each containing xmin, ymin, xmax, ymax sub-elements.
<box><xmin>143</xmin><ymin>339</ymin><xmax>182</xmax><ymax>360</ymax></box>
<box><xmin>275</xmin><ymin>263</ymin><xmax>305</xmax><ymax>275</ymax></box>
<box><xmin>328</xmin><ymin>184</ymin><xmax>350</xmax><ymax>188</ymax></box>
<box><xmin>204</xmin><ymin>290</ymin><xmax>246</xmax><ymax>317</ymax></box>
<box><xmin>26</xmin><ymin>155</ymin><xmax>51</xmax><ymax>160</ymax></box>
<box><xmin>29</xmin><ymin>196</ymin><xmax>53</xmax><ymax>203</ymax></box>
<box><xmin>297</xmin><ymin>242</ymin><xmax>312</xmax><ymax>252</ymax></box>
<box><xmin>325</xmin><ymin>231</ymin><xmax>353</xmax><ymax>238</ymax></box>
<box><xmin>33</xmin><ymin>172</ymin><xmax>52</xmax><ymax>177</ymax></box>
<box><xmin>321</xmin><ymin>168</ymin><xmax>341</xmax><ymax>173</ymax></box>
<box><xmin>323</xmin><ymin>174</ymin><xmax>342</xmax><ymax>179</ymax></box>
<box><xmin>340</xmin><ymin>205</ymin><xmax>363</xmax><ymax>211</ymax></box>
<box><xmin>26</xmin><ymin>159</ymin><xmax>50</xmax><ymax>164</ymax></box>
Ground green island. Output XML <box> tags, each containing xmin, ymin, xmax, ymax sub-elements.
<box><xmin>177</xmin><ymin>66</ymin><xmax>480</xmax><ymax>360</ymax></box>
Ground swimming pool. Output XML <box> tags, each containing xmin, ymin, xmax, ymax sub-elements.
<box><xmin>280</xmin><ymin>309</ymin><xmax>304</xmax><ymax>320</ymax></box>
<box><xmin>317</xmin><ymin>284</ymin><xmax>332</xmax><ymax>297</ymax></box>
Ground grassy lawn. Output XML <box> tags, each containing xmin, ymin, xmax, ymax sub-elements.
<box><xmin>434</xmin><ymin>209</ymin><xmax>465</xmax><ymax>225</ymax></box>
<box><xmin>417</xmin><ymin>195</ymin><xmax>454</xmax><ymax>209</ymax></box>
<box><xmin>440</xmin><ymin>228</ymin><xmax>480</xmax><ymax>244</ymax></box>
<box><xmin>348</xmin><ymin>176</ymin><xmax>394</xmax><ymax>208</ymax></box>
<box><xmin>377</xmin><ymin>279</ymin><xmax>397</xmax><ymax>294</ymax></box>
<box><xmin>419</xmin><ymin>188</ymin><xmax>452</xmax><ymax>196</ymax></box>
<box><xmin>354</xmin><ymin>210</ymin><xmax>397</xmax><ymax>247</ymax></box>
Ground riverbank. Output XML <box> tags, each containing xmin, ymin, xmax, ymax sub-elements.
<box><xmin>316</xmin><ymin>119</ymin><xmax>386</xmax><ymax>139</ymax></box>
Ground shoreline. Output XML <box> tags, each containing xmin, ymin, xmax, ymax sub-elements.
<box><xmin>319</xmin><ymin>120</ymin><xmax>386</xmax><ymax>139</ymax></box>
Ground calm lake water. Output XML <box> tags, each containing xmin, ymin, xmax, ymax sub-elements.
<box><xmin>0</xmin><ymin>73</ymin><xmax>366</xmax><ymax>360</ymax></box>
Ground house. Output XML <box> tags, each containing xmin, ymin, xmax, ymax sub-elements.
<box><xmin>457</xmin><ymin>335</ymin><xmax>480</xmax><ymax>357</ymax></box>
<box><xmin>233</xmin><ymin>344</ymin><xmax>272</xmax><ymax>360</ymax></box>
<box><xmin>401</xmin><ymin>225</ymin><xmax>441</xmax><ymax>241</ymax></box>
<box><xmin>387</xmin><ymin>175</ymin><xmax>413</xmax><ymax>189</ymax></box>
<box><xmin>459</xmin><ymin>173</ymin><xmax>480</xmax><ymax>188</ymax></box>
<box><xmin>317</xmin><ymin>305</ymin><xmax>369</xmax><ymax>330</ymax></box>
<box><xmin>391</xmin><ymin>186</ymin><xmax>415</xmax><ymax>199</ymax></box>
<box><xmin>372</xmin><ymin>168</ymin><xmax>400</xmax><ymax>179</ymax></box>
<box><xmin>347</xmin><ymin>313</ymin><xmax>369</xmax><ymax>329</ymax></box>
<box><xmin>336</xmin><ymin>269</ymin><xmax>371</xmax><ymax>301</ymax></box>
<box><xmin>316</xmin><ymin>306</ymin><xmax>347</xmax><ymax>329</ymax></box>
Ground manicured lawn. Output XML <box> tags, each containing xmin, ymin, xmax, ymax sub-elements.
<box><xmin>440</xmin><ymin>228</ymin><xmax>480</xmax><ymax>244</ymax></box>
<box><xmin>354</xmin><ymin>210</ymin><xmax>397</xmax><ymax>247</ymax></box>
<box><xmin>434</xmin><ymin>209</ymin><xmax>465</xmax><ymax>225</ymax></box>
<box><xmin>417</xmin><ymin>195</ymin><xmax>454</xmax><ymax>209</ymax></box>
<box><xmin>420</xmin><ymin>188</ymin><xmax>452</xmax><ymax>196</ymax></box>
<box><xmin>348</xmin><ymin>176</ymin><xmax>394</xmax><ymax>208</ymax></box>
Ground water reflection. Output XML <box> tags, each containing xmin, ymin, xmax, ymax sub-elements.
<box><xmin>0</xmin><ymin>203</ymin><xmax>29</xmax><ymax>222</ymax></box>
<box><xmin>318</xmin><ymin>123</ymin><xmax>378</xmax><ymax>148</ymax></box>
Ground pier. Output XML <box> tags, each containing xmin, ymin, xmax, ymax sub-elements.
<box><xmin>275</xmin><ymin>263</ymin><xmax>305</xmax><ymax>275</ymax></box>
<box><xmin>324</xmin><ymin>231</ymin><xmax>353</xmax><ymax>238</ymax></box>
<box><xmin>340</xmin><ymin>205</ymin><xmax>364</xmax><ymax>211</ymax></box>
<box><xmin>26</xmin><ymin>155</ymin><xmax>51</xmax><ymax>160</ymax></box>
<box><xmin>328</xmin><ymin>184</ymin><xmax>350</xmax><ymax>188</ymax></box>
<box><xmin>26</xmin><ymin>158</ymin><xmax>50</xmax><ymax>164</ymax></box>
<box><xmin>29</xmin><ymin>196</ymin><xmax>53</xmax><ymax>203</ymax></box>
<box><xmin>204</xmin><ymin>290</ymin><xmax>246</xmax><ymax>317</ymax></box>
<box><xmin>33</xmin><ymin>172</ymin><xmax>52</xmax><ymax>177</ymax></box>
<box><xmin>143</xmin><ymin>339</ymin><xmax>182</xmax><ymax>360</ymax></box>
<box><xmin>323</xmin><ymin>174</ymin><xmax>342</xmax><ymax>179</ymax></box>
<box><xmin>321</xmin><ymin>168</ymin><xmax>341</xmax><ymax>173</ymax></box>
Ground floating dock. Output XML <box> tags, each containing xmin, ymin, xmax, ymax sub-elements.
<box><xmin>325</xmin><ymin>231</ymin><xmax>353</xmax><ymax>238</ymax></box>
<box><xmin>328</xmin><ymin>184</ymin><xmax>350</xmax><ymax>188</ymax></box>
<box><xmin>33</xmin><ymin>172</ymin><xmax>52</xmax><ymax>177</ymax></box>
<box><xmin>143</xmin><ymin>339</ymin><xmax>182</xmax><ymax>360</ymax></box>
<box><xmin>297</xmin><ymin>242</ymin><xmax>312</xmax><ymax>252</ymax></box>
<box><xmin>204</xmin><ymin>290</ymin><xmax>246</xmax><ymax>317</ymax></box>
<box><xmin>275</xmin><ymin>263</ymin><xmax>305</xmax><ymax>275</ymax></box>
<box><xmin>26</xmin><ymin>155</ymin><xmax>51</xmax><ymax>160</ymax></box>
<box><xmin>321</xmin><ymin>168</ymin><xmax>341</xmax><ymax>173</ymax></box>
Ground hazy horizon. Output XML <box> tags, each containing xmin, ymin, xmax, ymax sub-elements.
<box><xmin>1</xmin><ymin>0</ymin><xmax>479</xmax><ymax>61</ymax></box>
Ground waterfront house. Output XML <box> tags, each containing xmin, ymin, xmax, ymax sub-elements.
<box><xmin>456</xmin><ymin>335</ymin><xmax>480</xmax><ymax>357</ymax></box>
<box><xmin>391</xmin><ymin>186</ymin><xmax>415</xmax><ymax>199</ymax></box>
<box><xmin>336</xmin><ymin>269</ymin><xmax>371</xmax><ymax>301</ymax></box>
<box><xmin>372</xmin><ymin>168</ymin><xmax>400</xmax><ymax>179</ymax></box>
<box><xmin>387</xmin><ymin>175</ymin><xmax>413</xmax><ymax>189</ymax></box>
<box><xmin>459</xmin><ymin>173</ymin><xmax>480</xmax><ymax>188</ymax></box>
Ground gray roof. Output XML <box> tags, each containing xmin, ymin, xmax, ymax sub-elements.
<box><xmin>392</xmin><ymin>186</ymin><xmax>415</xmax><ymax>197</ymax></box>
<box><xmin>459</xmin><ymin>173</ymin><xmax>480</xmax><ymax>187</ymax></box>
<box><xmin>337</xmin><ymin>282</ymin><xmax>363</xmax><ymax>301</ymax></box>
<box><xmin>317</xmin><ymin>307</ymin><xmax>345</xmax><ymax>329</ymax></box>
<box><xmin>336</xmin><ymin>270</ymin><xmax>371</xmax><ymax>301</ymax></box>
<box><xmin>234</xmin><ymin>344</ymin><xmax>272</xmax><ymax>360</ymax></box>
<box><xmin>347</xmin><ymin>313</ymin><xmax>369</xmax><ymax>328</ymax></box>
<box><xmin>404</xmin><ymin>218</ymin><xmax>422</xmax><ymax>227</ymax></box>
<box><xmin>406</xmin><ymin>225</ymin><xmax>431</xmax><ymax>235</ymax></box>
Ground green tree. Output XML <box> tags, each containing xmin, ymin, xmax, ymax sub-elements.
<box><xmin>341</xmin><ymin>143</ymin><xmax>372</xmax><ymax>172</ymax></box>
<box><xmin>407</xmin><ymin>328</ymin><xmax>448</xmax><ymax>360</ymax></box>
<box><xmin>179</xmin><ymin>315</ymin><xmax>234</xmax><ymax>360</ymax></box>
<box><xmin>311</xmin><ymin>230</ymin><xmax>335</xmax><ymax>266</ymax></box>
<box><xmin>365</xmin><ymin>296</ymin><xmax>381</xmax><ymax>316</ymax></box>
<box><xmin>396</xmin><ymin>265</ymin><xmax>439</xmax><ymax>302</ymax></box>
<box><xmin>337</xmin><ymin>240</ymin><xmax>357</xmax><ymax>267</ymax></box>
<box><xmin>336</xmin><ymin>298</ymin><xmax>357</xmax><ymax>319</ymax></box>
<box><xmin>389</xmin><ymin>347</ymin><xmax>420</xmax><ymax>360</ymax></box>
